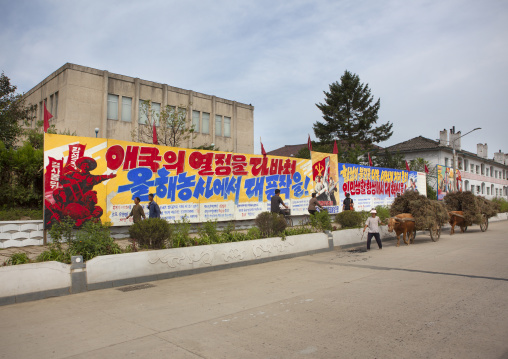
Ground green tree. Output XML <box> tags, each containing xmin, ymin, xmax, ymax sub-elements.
<box><xmin>374</xmin><ymin>149</ymin><xmax>405</xmax><ymax>170</ymax></box>
<box><xmin>409</xmin><ymin>157</ymin><xmax>437</xmax><ymax>200</ymax></box>
<box><xmin>136</xmin><ymin>101</ymin><xmax>196</xmax><ymax>147</ymax></box>
<box><xmin>0</xmin><ymin>72</ymin><xmax>36</xmax><ymax>148</ymax></box>
<box><xmin>314</xmin><ymin>70</ymin><xmax>393</xmax><ymax>151</ymax></box>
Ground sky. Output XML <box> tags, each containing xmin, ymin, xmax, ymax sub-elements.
<box><xmin>1</xmin><ymin>0</ymin><xmax>507</xmax><ymax>157</ymax></box>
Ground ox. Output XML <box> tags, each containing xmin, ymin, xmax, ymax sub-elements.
<box><xmin>387</xmin><ymin>213</ymin><xmax>416</xmax><ymax>247</ymax></box>
<box><xmin>449</xmin><ymin>211</ymin><xmax>467</xmax><ymax>235</ymax></box>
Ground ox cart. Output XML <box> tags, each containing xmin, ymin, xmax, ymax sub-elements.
<box><xmin>448</xmin><ymin>211</ymin><xmax>489</xmax><ymax>234</ymax></box>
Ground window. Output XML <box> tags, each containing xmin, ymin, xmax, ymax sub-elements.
<box><xmin>486</xmin><ymin>168</ymin><xmax>489</xmax><ymax>177</ymax></box>
<box><xmin>470</xmin><ymin>186</ymin><xmax>474</xmax><ymax>194</ymax></box>
<box><xmin>464</xmin><ymin>159</ymin><xmax>469</xmax><ymax>172</ymax></box>
<box><xmin>39</xmin><ymin>101</ymin><xmax>43</xmax><ymax>122</ymax></box>
<box><xmin>54</xmin><ymin>92</ymin><xmax>58</xmax><ymax>118</ymax></box>
<box><xmin>444</xmin><ymin>158</ymin><xmax>448</xmax><ymax>167</ymax></box>
<box><xmin>215</xmin><ymin>115</ymin><xmax>222</xmax><ymax>136</ymax></box>
<box><xmin>477</xmin><ymin>185</ymin><xmax>481</xmax><ymax>194</ymax></box>
<box><xmin>152</xmin><ymin>102</ymin><xmax>161</xmax><ymax>126</ymax></box>
<box><xmin>121</xmin><ymin>97</ymin><xmax>132</xmax><ymax>122</ymax></box>
<box><xmin>192</xmin><ymin>110</ymin><xmax>200</xmax><ymax>132</ymax></box>
<box><xmin>50</xmin><ymin>94</ymin><xmax>54</xmax><ymax>116</ymax></box>
<box><xmin>476</xmin><ymin>165</ymin><xmax>479</xmax><ymax>174</ymax></box>
<box><xmin>487</xmin><ymin>187</ymin><xmax>490</xmax><ymax>195</ymax></box>
<box><xmin>202</xmin><ymin>112</ymin><xmax>210</xmax><ymax>134</ymax></box>
<box><xmin>481</xmin><ymin>164</ymin><xmax>485</xmax><ymax>175</ymax></box>
<box><xmin>470</xmin><ymin>164</ymin><xmax>474</xmax><ymax>173</ymax></box>
<box><xmin>139</xmin><ymin>100</ymin><xmax>148</xmax><ymax>124</ymax></box>
<box><xmin>107</xmin><ymin>94</ymin><xmax>119</xmax><ymax>120</ymax></box>
<box><xmin>224</xmin><ymin>116</ymin><xmax>231</xmax><ymax>137</ymax></box>
<box><xmin>496</xmin><ymin>188</ymin><xmax>499</xmax><ymax>196</ymax></box>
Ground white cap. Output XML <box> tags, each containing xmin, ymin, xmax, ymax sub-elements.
<box><xmin>370</xmin><ymin>209</ymin><xmax>377</xmax><ymax>214</ymax></box>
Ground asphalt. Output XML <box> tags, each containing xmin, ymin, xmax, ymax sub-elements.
<box><xmin>1</xmin><ymin>221</ymin><xmax>508</xmax><ymax>359</ymax></box>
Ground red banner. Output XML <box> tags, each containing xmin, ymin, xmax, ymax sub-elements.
<box><xmin>65</xmin><ymin>143</ymin><xmax>86</xmax><ymax>170</ymax></box>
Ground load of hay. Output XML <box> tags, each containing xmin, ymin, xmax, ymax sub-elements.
<box><xmin>444</xmin><ymin>191</ymin><xmax>499</xmax><ymax>224</ymax></box>
<box><xmin>390</xmin><ymin>191</ymin><xmax>449</xmax><ymax>231</ymax></box>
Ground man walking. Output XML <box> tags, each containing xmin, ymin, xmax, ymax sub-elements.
<box><xmin>125</xmin><ymin>197</ymin><xmax>146</xmax><ymax>223</ymax></box>
<box><xmin>363</xmin><ymin>209</ymin><xmax>382</xmax><ymax>250</ymax></box>
<box><xmin>308</xmin><ymin>193</ymin><xmax>324</xmax><ymax>215</ymax></box>
<box><xmin>147</xmin><ymin>193</ymin><xmax>161</xmax><ymax>219</ymax></box>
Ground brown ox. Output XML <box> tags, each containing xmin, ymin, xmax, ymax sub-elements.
<box><xmin>449</xmin><ymin>211</ymin><xmax>467</xmax><ymax>235</ymax></box>
<box><xmin>387</xmin><ymin>213</ymin><xmax>416</xmax><ymax>247</ymax></box>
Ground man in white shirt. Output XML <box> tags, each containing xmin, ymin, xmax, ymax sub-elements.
<box><xmin>363</xmin><ymin>209</ymin><xmax>382</xmax><ymax>250</ymax></box>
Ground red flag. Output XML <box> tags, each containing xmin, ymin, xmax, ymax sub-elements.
<box><xmin>152</xmin><ymin>121</ymin><xmax>158</xmax><ymax>145</ymax></box>
<box><xmin>307</xmin><ymin>134</ymin><xmax>312</xmax><ymax>152</ymax></box>
<box><xmin>405</xmin><ymin>160</ymin><xmax>410</xmax><ymax>171</ymax></box>
<box><xmin>43</xmin><ymin>102</ymin><xmax>53</xmax><ymax>133</ymax></box>
<box><xmin>333</xmin><ymin>140</ymin><xmax>338</xmax><ymax>155</ymax></box>
<box><xmin>368</xmin><ymin>153</ymin><xmax>373</xmax><ymax>167</ymax></box>
<box><xmin>260</xmin><ymin>138</ymin><xmax>267</xmax><ymax>157</ymax></box>
<box><xmin>424</xmin><ymin>164</ymin><xmax>429</xmax><ymax>174</ymax></box>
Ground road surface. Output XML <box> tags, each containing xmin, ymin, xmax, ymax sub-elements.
<box><xmin>1</xmin><ymin>221</ymin><xmax>508</xmax><ymax>358</ymax></box>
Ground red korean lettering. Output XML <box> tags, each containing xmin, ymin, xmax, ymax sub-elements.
<box><xmin>250</xmin><ymin>157</ymin><xmax>269</xmax><ymax>176</ymax></box>
<box><xmin>123</xmin><ymin>146</ymin><xmax>140</xmax><ymax>170</ymax></box>
<box><xmin>138</xmin><ymin>146</ymin><xmax>162</xmax><ymax>172</ymax></box>
<box><xmin>163</xmin><ymin>150</ymin><xmax>186</xmax><ymax>175</ymax></box>
<box><xmin>214</xmin><ymin>153</ymin><xmax>232</xmax><ymax>176</ymax></box>
<box><xmin>189</xmin><ymin>151</ymin><xmax>214</xmax><ymax>176</ymax></box>
<box><xmin>106</xmin><ymin>145</ymin><xmax>125</xmax><ymax>170</ymax></box>
<box><xmin>232</xmin><ymin>155</ymin><xmax>248</xmax><ymax>175</ymax></box>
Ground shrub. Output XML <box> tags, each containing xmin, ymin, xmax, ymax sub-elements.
<box><xmin>172</xmin><ymin>216</ymin><xmax>193</xmax><ymax>248</ymax></box>
<box><xmin>492</xmin><ymin>198</ymin><xmax>508</xmax><ymax>213</ymax></box>
<box><xmin>69</xmin><ymin>221</ymin><xmax>122</xmax><ymax>261</ymax></box>
<box><xmin>0</xmin><ymin>207</ymin><xmax>43</xmax><ymax>221</ymax></box>
<box><xmin>375</xmin><ymin>205</ymin><xmax>391</xmax><ymax>222</ymax></box>
<box><xmin>198</xmin><ymin>220</ymin><xmax>221</xmax><ymax>245</ymax></box>
<box><xmin>246</xmin><ymin>226</ymin><xmax>262</xmax><ymax>240</ymax></box>
<box><xmin>128</xmin><ymin>218</ymin><xmax>172</xmax><ymax>249</ymax></box>
<box><xmin>284</xmin><ymin>226</ymin><xmax>313</xmax><ymax>236</ymax></box>
<box><xmin>3</xmin><ymin>252</ymin><xmax>30</xmax><ymax>266</ymax></box>
<box><xmin>255</xmin><ymin>212</ymin><xmax>287</xmax><ymax>237</ymax></box>
<box><xmin>335</xmin><ymin>210</ymin><xmax>366</xmax><ymax>229</ymax></box>
<box><xmin>309</xmin><ymin>210</ymin><xmax>332</xmax><ymax>232</ymax></box>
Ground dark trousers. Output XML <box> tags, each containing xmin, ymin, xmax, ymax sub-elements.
<box><xmin>367</xmin><ymin>232</ymin><xmax>382</xmax><ymax>249</ymax></box>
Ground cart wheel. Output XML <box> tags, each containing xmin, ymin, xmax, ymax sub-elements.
<box><xmin>430</xmin><ymin>225</ymin><xmax>441</xmax><ymax>242</ymax></box>
<box><xmin>480</xmin><ymin>215</ymin><xmax>488</xmax><ymax>232</ymax></box>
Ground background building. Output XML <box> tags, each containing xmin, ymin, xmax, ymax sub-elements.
<box><xmin>23</xmin><ymin>63</ymin><xmax>254</xmax><ymax>154</ymax></box>
<box><xmin>385</xmin><ymin>129</ymin><xmax>508</xmax><ymax>200</ymax></box>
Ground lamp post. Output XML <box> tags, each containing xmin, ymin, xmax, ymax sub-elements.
<box><xmin>451</xmin><ymin>127</ymin><xmax>481</xmax><ymax>192</ymax></box>
<box><xmin>95</xmin><ymin>128</ymin><xmax>99</xmax><ymax>138</ymax></box>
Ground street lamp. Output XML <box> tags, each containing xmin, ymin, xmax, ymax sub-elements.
<box><xmin>451</xmin><ymin>127</ymin><xmax>481</xmax><ymax>192</ymax></box>
<box><xmin>95</xmin><ymin>128</ymin><xmax>99</xmax><ymax>138</ymax></box>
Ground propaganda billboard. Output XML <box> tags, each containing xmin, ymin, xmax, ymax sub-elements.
<box><xmin>43</xmin><ymin>134</ymin><xmax>314</xmax><ymax>229</ymax></box>
<box><xmin>437</xmin><ymin>165</ymin><xmax>462</xmax><ymax>201</ymax></box>
<box><xmin>337</xmin><ymin>163</ymin><xmax>420</xmax><ymax>211</ymax></box>
<box><xmin>310</xmin><ymin>151</ymin><xmax>340</xmax><ymax>214</ymax></box>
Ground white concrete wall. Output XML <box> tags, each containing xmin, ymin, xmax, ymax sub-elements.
<box><xmin>87</xmin><ymin>233</ymin><xmax>329</xmax><ymax>284</ymax></box>
<box><xmin>0</xmin><ymin>261</ymin><xmax>70</xmax><ymax>297</ymax></box>
<box><xmin>332</xmin><ymin>226</ymin><xmax>395</xmax><ymax>247</ymax></box>
<box><xmin>0</xmin><ymin>220</ymin><xmax>44</xmax><ymax>248</ymax></box>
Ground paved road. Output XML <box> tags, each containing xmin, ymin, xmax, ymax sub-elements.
<box><xmin>1</xmin><ymin>221</ymin><xmax>508</xmax><ymax>359</ymax></box>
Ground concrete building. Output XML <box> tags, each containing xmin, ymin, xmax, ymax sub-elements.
<box><xmin>385</xmin><ymin>129</ymin><xmax>508</xmax><ymax>200</ymax></box>
<box><xmin>23</xmin><ymin>63</ymin><xmax>254</xmax><ymax>153</ymax></box>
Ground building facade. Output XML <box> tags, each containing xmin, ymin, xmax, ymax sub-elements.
<box><xmin>23</xmin><ymin>63</ymin><xmax>254</xmax><ymax>154</ymax></box>
<box><xmin>385</xmin><ymin>129</ymin><xmax>508</xmax><ymax>200</ymax></box>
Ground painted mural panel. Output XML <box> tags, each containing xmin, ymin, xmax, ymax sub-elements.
<box><xmin>338</xmin><ymin>163</ymin><xmax>419</xmax><ymax>212</ymax></box>
<box><xmin>43</xmin><ymin>134</ymin><xmax>314</xmax><ymax>228</ymax></box>
<box><xmin>310</xmin><ymin>151</ymin><xmax>340</xmax><ymax>214</ymax></box>
<box><xmin>437</xmin><ymin>165</ymin><xmax>462</xmax><ymax>200</ymax></box>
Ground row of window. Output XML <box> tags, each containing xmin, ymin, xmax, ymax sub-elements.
<box><xmin>107</xmin><ymin>94</ymin><xmax>231</xmax><ymax>137</ymax></box>
<box><xmin>192</xmin><ymin>111</ymin><xmax>231</xmax><ymax>137</ymax></box>
<box><xmin>465</xmin><ymin>181</ymin><xmax>508</xmax><ymax>196</ymax></box>
<box><xmin>38</xmin><ymin>92</ymin><xmax>59</xmax><ymax>121</ymax></box>
<box><xmin>446</xmin><ymin>156</ymin><xmax>507</xmax><ymax>179</ymax></box>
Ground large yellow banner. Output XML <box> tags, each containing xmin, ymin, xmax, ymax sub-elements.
<box><xmin>44</xmin><ymin>134</ymin><xmax>313</xmax><ymax>228</ymax></box>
